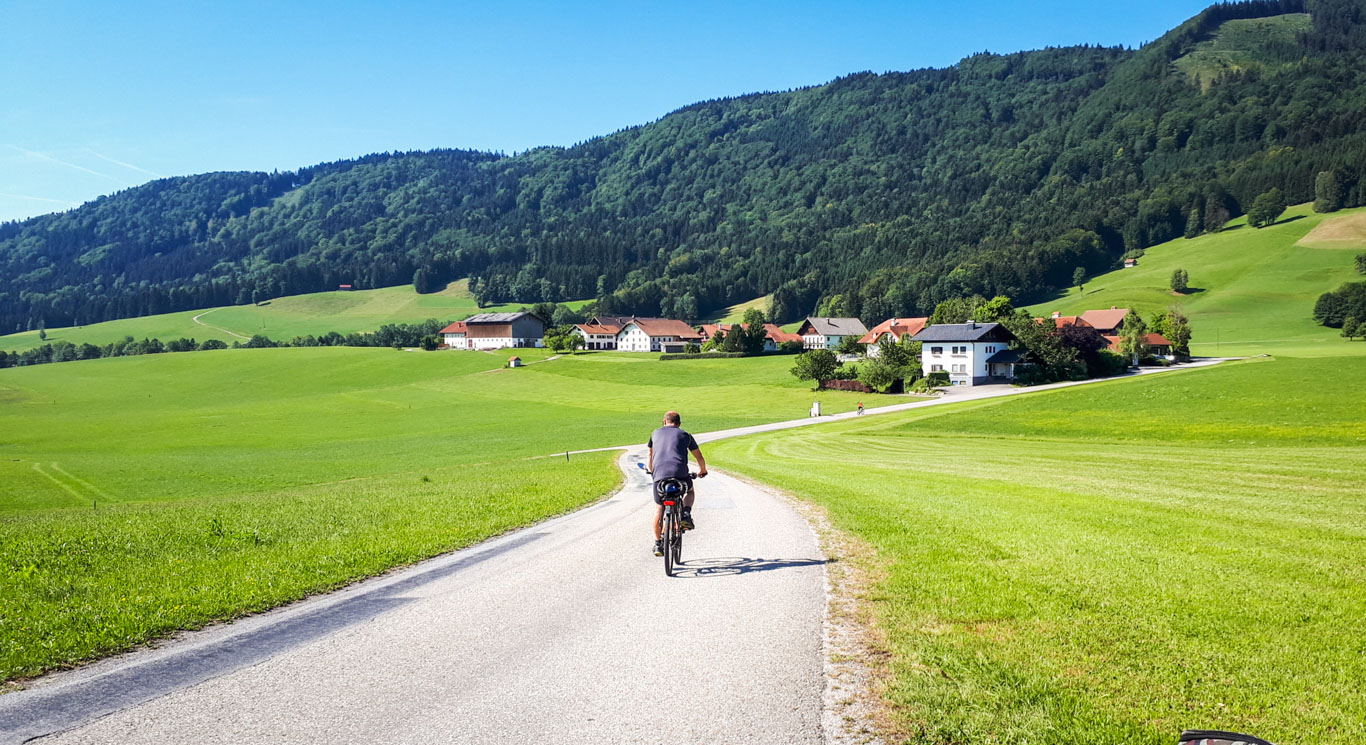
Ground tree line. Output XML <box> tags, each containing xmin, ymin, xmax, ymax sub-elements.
<box><xmin>4</xmin><ymin>1</ymin><xmax>1366</xmax><ymax>335</ymax></box>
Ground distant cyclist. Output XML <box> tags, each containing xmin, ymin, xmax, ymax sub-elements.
<box><xmin>647</xmin><ymin>410</ymin><xmax>707</xmax><ymax>556</ymax></box>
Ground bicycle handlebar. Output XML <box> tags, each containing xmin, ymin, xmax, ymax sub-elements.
<box><xmin>637</xmin><ymin>463</ymin><xmax>706</xmax><ymax>478</ymax></box>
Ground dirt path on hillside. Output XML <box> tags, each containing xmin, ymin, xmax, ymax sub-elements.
<box><xmin>191</xmin><ymin>308</ymin><xmax>252</xmax><ymax>340</ymax></box>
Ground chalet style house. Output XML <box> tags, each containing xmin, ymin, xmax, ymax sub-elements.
<box><xmin>573</xmin><ymin>315</ymin><xmax>630</xmax><ymax>350</ymax></box>
<box><xmin>912</xmin><ymin>322</ymin><xmax>1020</xmax><ymax>386</ymax></box>
<box><xmin>858</xmin><ymin>317</ymin><xmax>928</xmax><ymax>356</ymax></box>
<box><xmin>797</xmin><ymin>317</ymin><xmax>869</xmax><ymax>350</ymax></box>
<box><xmin>448</xmin><ymin>312</ymin><xmax>546</xmax><ymax>350</ymax></box>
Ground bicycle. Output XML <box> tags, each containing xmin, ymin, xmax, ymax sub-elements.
<box><xmin>639</xmin><ymin>464</ymin><xmax>703</xmax><ymax>576</ymax></box>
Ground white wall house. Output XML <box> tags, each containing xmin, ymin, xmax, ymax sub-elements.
<box><xmin>616</xmin><ymin>318</ymin><xmax>703</xmax><ymax>352</ymax></box>
<box><xmin>440</xmin><ymin>322</ymin><xmax>470</xmax><ymax>349</ymax></box>
<box><xmin>796</xmin><ymin>317</ymin><xmax>869</xmax><ymax>350</ymax></box>
<box><xmin>573</xmin><ymin>323</ymin><xmax>621</xmax><ymax>350</ymax></box>
<box><xmin>911</xmin><ymin>322</ymin><xmax>1018</xmax><ymax>386</ymax></box>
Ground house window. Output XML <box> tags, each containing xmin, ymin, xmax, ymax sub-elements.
<box><xmin>985</xmin><ymin>345</ymin><xmax>996</xmax><ymax>353</ymax></box>
<box><xmin>951</xmin><ymin>364</ymin><xmax>965</xmax><ymax>374</ymax></box>
<box><xmin>951</xmin><ymin>345</ymin><xmax>967</xmax><ymax>354</ymax></box>
<box><xmin>931</xmin><ymin>364</ymin><xmax>943</xmax><ymax>372</ymax></box>
<box><xmin>930</xmin><ymin>346</ymin><xmax>943</xmax><ymax>354</ymax></box>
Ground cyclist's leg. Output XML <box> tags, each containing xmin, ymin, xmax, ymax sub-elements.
<box><xmin>653</xmin><ymin>504</ymin><xmax>665</xmax><ymax>540</ymax></box>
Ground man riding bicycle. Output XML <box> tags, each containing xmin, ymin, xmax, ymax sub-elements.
<box><xmin>647</xmin><ymin>410</ymin><xmax>707</xmax><ymax>557</ymax></box>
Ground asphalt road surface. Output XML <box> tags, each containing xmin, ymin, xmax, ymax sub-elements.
<box><xmin>3</xmin><ymin>451</ymin><xmax>827</xmax><ymax>745</ymax></box>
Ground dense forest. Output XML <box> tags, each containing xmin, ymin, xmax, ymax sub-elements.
<box><xmin>4</xmin><ymin>0</ymin><xmax>1366</xmax><ymax>332</ymax></box>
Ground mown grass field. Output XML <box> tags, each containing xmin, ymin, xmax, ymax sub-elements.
<box><xmin>1026</xmin><ymin>203</ymin><xmax>1366</xmax><ymax>357</ymax></box>
<box><xmin>709</xmin><ymin>355</ymin><xmax>1366</xmax><ymax>743</ymax></box>
<box><xmin>0</xmin><ymin>347</ymin><xmax>863</xmax><ymax>680</ymax></box>
<box><xmin>0</xmin><ymin>280</ymin><xmax>574</xmax><ymax>353</ymax></box>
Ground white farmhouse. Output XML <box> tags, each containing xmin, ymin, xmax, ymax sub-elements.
<box><xmin>796</xmin><ymin>317</ymin><xmax>869</xmax><ymax>350</ymax></box>
<box><xmin>440</xmin><ymin>321</ymin><xmax>469</xmax><ymax>349</ymax></box>
<box><xmin>911</xmin><ymin>321</ymin><xmax>1019</xmax><ymax>386</ymax></box>
<box><xmin>616</xmin><ymin>318</ymin><xmax>705</xmax><ymax>353</ymax></box>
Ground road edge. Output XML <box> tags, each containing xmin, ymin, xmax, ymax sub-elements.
<box><xmin>721</xmin><ymin>468</ymin><xmax>895</xmax><ymax>745</ymax></box>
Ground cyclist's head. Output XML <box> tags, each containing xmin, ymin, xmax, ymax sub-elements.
<box><xmin>663</xmin><ymin>410</ymin><xmax>681</xmax><ymax>426</ymax></box>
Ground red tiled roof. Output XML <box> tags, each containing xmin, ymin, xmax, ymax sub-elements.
<box><xmin>698</xmin><ymin>323</ymin><xmax>801</xmax><ymax>344</ymax></box>
<box><xmin>764</xmin><ymin>323</ymin><xmax>803</xmax><ymax>344</ymax></box>
<box><xmin>1080</xmin><ymin>308</ymin><xmax>1129</xmax><ymax>332</ymax></box>
<box><xmin>858</xmin><ymin>317</ymin><xmax>928</xmax><ymax>344</ymax></box>
<box><xmin>627</xmin><ymin>317</ymin><xmax>705</xmax><ymax>339</ymax></box>
<box><xmin>439</xmin><ymin>321</ymin><xmax>467</xmax><ymax>334</ymax></box>
<box><xmin>575</xmin><ymin>324</ymin><xmax>618</xmax><ymax>335</ymax></box>
<box><xmin>1103</xmin><ymin>333</ymin><xmax>1172</xmax><ymax>353</ymax></box>
<box><xmin>1050</xmin><ymin>316</ymin><xmax>1091</xmax><ymax>329</ymax></box>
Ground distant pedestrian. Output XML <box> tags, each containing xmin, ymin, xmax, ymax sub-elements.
<box><xmin>857</xmin><ymin>401</ymin><xmax>864</xmax><ymax>415</ymax></box>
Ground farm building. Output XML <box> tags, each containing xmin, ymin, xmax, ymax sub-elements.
<box><xmin>573</xmin><ymin>316</ymin><xmax>628</xmax><ymax>350</ymax></box>
<box><xmin>797</xmin><ymin>317</ymin><xmax>869</xmax><ymax>350</ymax></box>
<box><xmin>461</xmin><ymin>312</ymin><xmax>546</xmax><ymax>350</ymax></box>
<box><xmin>439</xmin><ymin>321</ymin><xmax>468</xmax><ymax>349</ymax></box>
<box><xmin>1078</xmin><ymin>307</ymin><xmax>1130</xmax><ymax>335</ymax></box>
<box><xmin>859</xmin><ymin>317</ymin><xmax>928</xmax><ymax>356</ymax></box>
<box><xmin>696</xmin><ymin>323</ymin><xmax>802</xmax><ymax>351</ymax></box>
<box><xmin>617</xmin><ymin>318</ymin><xmax>705</xmax><ymax>353</ymax></box>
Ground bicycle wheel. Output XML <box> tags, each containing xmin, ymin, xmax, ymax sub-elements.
<box><xmin>662</xmin><ymin>511</ymin><xmax>675</xmax><ymax>576</ymax></box>
<box><xmin>672</xmin><ymin>520</ymin><xmax>683</xmax><ymax>564</ymax></box>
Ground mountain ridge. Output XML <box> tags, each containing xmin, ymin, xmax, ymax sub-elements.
<box><xmin>4</xmin><ymin>0</ymin><xmax>1365</xmax><ymax>332</ymax></box>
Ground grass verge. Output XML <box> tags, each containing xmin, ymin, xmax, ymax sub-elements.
<box><xmin>708</xmin><ymin>355</ymin><xmax>1366</xmax><ymax>743</ymax></box>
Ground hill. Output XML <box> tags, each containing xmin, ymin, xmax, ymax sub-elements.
<box><xmin>5</xmin><ymin>1</ymin><xmax>1366</xmax><ymax>333</ymax></box>
<box><xmin>0</xmin><ymin>281</ymin><xmax>584</xmax><ymax>353</ymax></box>
<box><xmin>1024</xmin><ymin>202</ymin><xmax>1366</xmax><ymax>356</ymax></box>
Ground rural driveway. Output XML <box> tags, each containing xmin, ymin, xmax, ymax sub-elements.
<box><xmin>2</xmin><ymin>453</ymin><xmax>828</xmax><ymax>745</ymax></box>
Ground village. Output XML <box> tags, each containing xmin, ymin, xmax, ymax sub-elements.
<box><xmin>436</xmin><ymin>306</ymin><xmax>1176</xmax><ymax>387</ymax></box>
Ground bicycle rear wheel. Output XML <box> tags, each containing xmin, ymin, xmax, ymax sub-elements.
<box><xmin>662</xmin><ymin>511</ymin><xmax>675</xmax><ymax>576</ymax></box>
<box><xmin>672</xmin><ymin>523</ymin><xmax>682</xmax><ymax>565</ymax></box>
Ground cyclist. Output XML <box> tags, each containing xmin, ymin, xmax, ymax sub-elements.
<box><xmin>647</xmin><ymin>410</ymin><xmax>707</xmax><ymax>556</ymax></box>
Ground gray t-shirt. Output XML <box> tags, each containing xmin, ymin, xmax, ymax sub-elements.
<box><xmin>648</xmin><ymin>426</ymin><xmax>699</xmax><ymax>482</ymax></box>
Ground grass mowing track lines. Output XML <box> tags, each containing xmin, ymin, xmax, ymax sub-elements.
<box><xmin>0</xmin><ymin>347</ymin><xmax>868</xmax><ymax>681</ymax></box>
<box><xmin>707</xmin><ymin>355</ymin><xmax>1366</xmax><ymax>744</ymax></box>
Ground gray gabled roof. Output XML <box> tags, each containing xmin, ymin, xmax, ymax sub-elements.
<box><xmin>911</xmin><ymin>322</ymin><xmax>1013</xmax><ymax>342</ymax></box>
<box><xmin>800</xmin><ymin>317</ymin><xmax>869</xmax><ymax>336</ymax></box>
<box><xmin>984</xmin><ymin>348</ymin><xmax>1024</xmax><ymax>364</ymax></box>
<box><xmin>465</xmin><ymin>311</ymin><xmax>538</xmax><ymax>324</ymax></box>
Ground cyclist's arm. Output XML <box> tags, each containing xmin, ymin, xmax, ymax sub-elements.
<box><xmin>691</xmin><ymin>447</ymin><xmax>707</xmax><ymax>477</ymax></box>
<box><xmin>647</xmin><ymin>446</ymin><xmax>654</xmax><ymax>474</ymax></box>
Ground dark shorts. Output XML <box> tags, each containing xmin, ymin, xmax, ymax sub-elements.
<box><xmin>653</xmin><ymin>477</ymin><xmax>693</xmax><ymax>505</ymax></box>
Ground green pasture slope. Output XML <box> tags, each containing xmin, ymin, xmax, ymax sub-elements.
<box><xmin>1026</xmin><ymin>203</ymin><xmax>1366</xmax><ymax>358</ymax></box>
<box><xmin>0</xmin><ymin>280</ymin><xmax>575</xmax><ymax>353</ymax></box>
<box><xmin>710</xmin><ymin>356</ymin><xmax>1366</xmax><ymax>743</ymax></box>
<box><xmin>0</xmin><ymin>348</ymin><xmax>863</xmax><ymax>681</ymax></box>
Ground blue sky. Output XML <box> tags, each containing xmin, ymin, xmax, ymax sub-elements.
<box><xmin>0</xmin><ymin>0</ymin><xmax>1211</xmax><ymax>223</ymax></box>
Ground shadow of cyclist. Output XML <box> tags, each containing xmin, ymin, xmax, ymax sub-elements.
<box><xmin>670</xmin><ymin>556</ymin><xmax>829</xmax><ymax>578</ymax></box>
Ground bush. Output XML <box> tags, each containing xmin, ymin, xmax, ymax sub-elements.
<box><xmin>925</xmin><ymin>371</ymin><xmax>950</xmax><ymax>387</ymax></box>
<box><xmin>778</xmin><ymin>341</ymin><xmax>805</xmax><ymax>354</ymax></box>
<box><xmin>199</xmin><ymin>339</ymin><xmax>229</xmax><ymax>351</ymax></box>
<box><xmin>659</xmin><ymin>351</ymin><xmax>746</xmax><ymax>361</ymax></box>
<box><xmin>1094</xmin><ymin>350</ymin><xmax>1129</xmax><ymax>377</ymax></box>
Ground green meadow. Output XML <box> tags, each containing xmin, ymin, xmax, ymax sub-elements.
<box><xmin>1026</xmin><ymin>203</ymin><xmax>1366</xmax><ymax>357</ymax></box>
<box><xmin>709</xmin><ymin>355</ymin><xmax>1366</xmax><ymax>744</ymax></box>
<box><xmin>0</xmin><ymin>280</ymin><xmax>573</xmax><ymax>353</ymax></box>
<box><xmin>0</xmin><ymin>347</ymin><xmax>863</xmax><ymax>680</ymax></box>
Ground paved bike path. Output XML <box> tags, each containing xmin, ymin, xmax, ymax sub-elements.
<box><xmin>3</xmin><ymin>452</ymin><xmax>826</xmax><ymax>745</ymax></box>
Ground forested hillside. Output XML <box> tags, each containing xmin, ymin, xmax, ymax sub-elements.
<box><xmin>5</xmin><ymin>0</ymin><xmax>1366</xmax><ymax>332</ymax></box>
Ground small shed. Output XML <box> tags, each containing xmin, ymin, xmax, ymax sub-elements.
<box><xmin>508</xmin><ymin>356</ymin><xmax>523</xmax><ymax>368</ymax></box>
